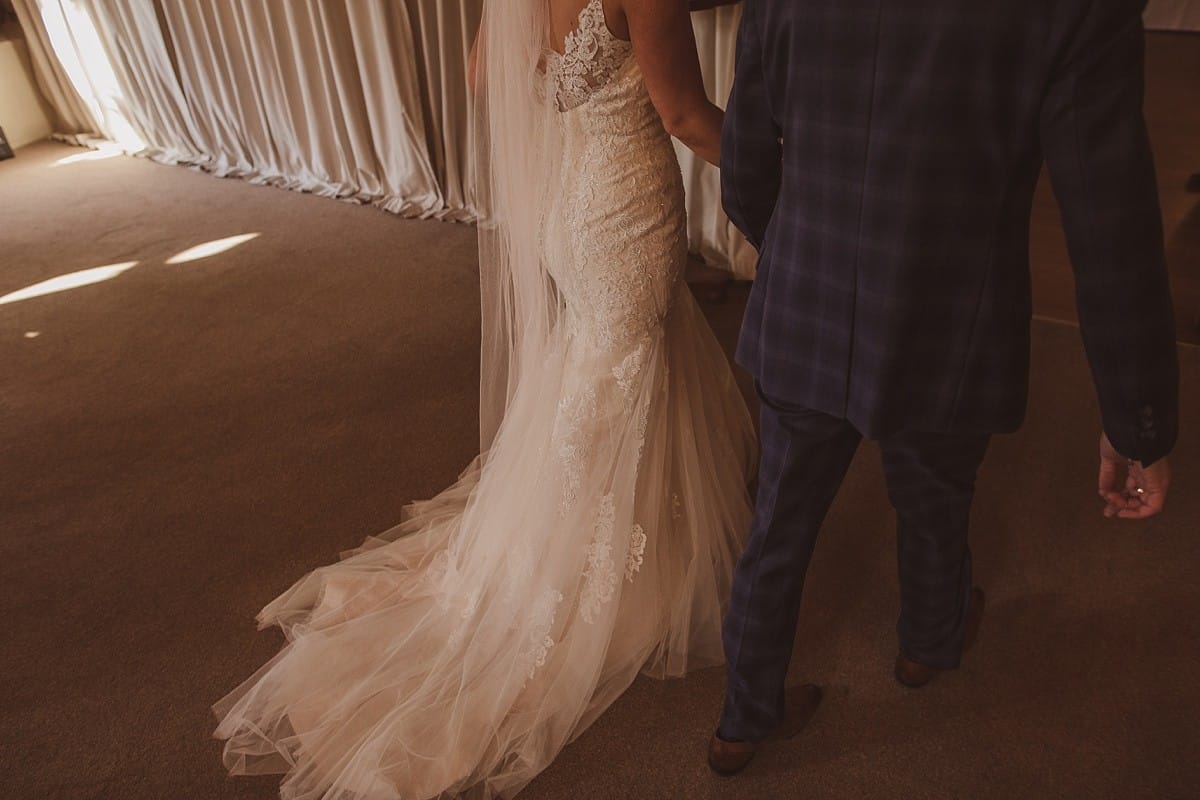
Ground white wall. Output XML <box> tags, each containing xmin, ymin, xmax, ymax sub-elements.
<box><xmin>0</xmin><ymin>30</ymin><xmax>54</xmax><ymax>149</ymax></box>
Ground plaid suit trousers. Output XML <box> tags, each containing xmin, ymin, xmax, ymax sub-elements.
<box><xmin>719</xmin><ymin>384</ymin><xmax>990</xmax><ymax>743</ymax></box>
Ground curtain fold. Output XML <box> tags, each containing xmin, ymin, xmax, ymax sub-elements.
<box><xmin>84</xmin><ymin>0</ymin><xmax>204</xmax><ymax>162</ymax></box>
<box><xmin>12</xmin><ymin>0</ymin><xmax>122</xmax><ymax>144</ymax></box>
<box><xmin>14</xmin><ymin>1</ymin><xmax>751</xmax><ymax>268</ymax></box>
<box><xmin>403</xmin><ymin>0</ymin><xmax>483</xmax><ymax>221</ymax></box>
<box><xmin>676</xmin><ymin>5</ymin><xmax>756</xmax><ymax>279</ymax></box>
<box><xmin>345</xmin><ymin>0</ymin><xmax>448</xmax><ymax>215</ymax></box>
<box><xmin>154</xmin><ymin>0</ymin><xmax>447</xmax><ymax>215</ymax></box>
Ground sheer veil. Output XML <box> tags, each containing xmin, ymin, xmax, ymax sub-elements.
<box><xmin>475</xmin><ymin>0</ymin><xmax>561</xmax><ymax>452</ymax></box>
<box><xmin>212</xmin><ymin>4</ymin><xmax>758</xmax><ymax>797</ymax></box>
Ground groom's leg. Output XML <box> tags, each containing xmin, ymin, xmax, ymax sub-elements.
<box><xmin>879</xmin><ymin>430</ymin><xmax>991</xmax><ymax>670</ymax></box>
<box><xmin>719</xmin><ymin>385</ymin><xmax>861</xmax><ymax>743</ymax></box>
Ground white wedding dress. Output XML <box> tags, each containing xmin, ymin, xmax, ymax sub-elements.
<box><xmin>213</xmin><ymin>2</ymin><xmax>755</xmax><ymax>797</ymax></box>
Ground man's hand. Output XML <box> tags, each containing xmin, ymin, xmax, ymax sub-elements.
<box><xmin>1098</xmin><ymin>432</ymin><xmax>1171</xmax><ymax>519</ymax></box>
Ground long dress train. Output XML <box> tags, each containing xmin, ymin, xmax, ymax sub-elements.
<box><xmin>213</xmin><ymin>2</ymin><xmax>756</xmax><ymax>797</ymax></box>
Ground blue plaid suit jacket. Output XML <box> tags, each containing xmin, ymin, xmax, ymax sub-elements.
<box><xmin>724</xmin><ymin>0</ymin><xmax>1179</xmax><ymax>464</ymax></box>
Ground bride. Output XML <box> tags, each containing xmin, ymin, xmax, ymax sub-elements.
<box><xmin>213</xmin><ymin>1</ymin><xmax>754</xmax><ymax>797</ymax></box>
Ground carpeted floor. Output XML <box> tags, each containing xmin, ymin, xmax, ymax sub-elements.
<box><xmin>2</xmin><ymin>36</ymin><xmax>1198</xmax><ymax>800</ymax></box>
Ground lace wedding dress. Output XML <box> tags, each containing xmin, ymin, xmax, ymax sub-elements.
<box><xmin>213</xmin><ymin>2</ymin><xmax>755</xmax><ymax>797</ymax></box>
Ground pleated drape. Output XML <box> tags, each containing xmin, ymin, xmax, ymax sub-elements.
<box><xmin>13</xmin><ymin>0</ymin><xmax>459</xmax><ymax>218</ymax></box>
<box><xmin>12</xmin><ymin>1</ymin><xmax>756</xmax><ymax>268</ymax></box>
<box><xmin>154</xmin><ymin>0</ymin><xmax>450</xmax><ymax>216</ymax></box>
<box><xmin>85</xmin><ymin>1</ymin><xmax>205</xmax><ymax>162</ymax></box>
<box><xmin>11</xmin><ymin>0</ymin><xmax>132</xmax><ymax>145</ymax></box>
<box><xmin>400</xmin><ymin>1</ymin><xmax>480</xmax><ymax>222</ymax></box>
<box><xmin>677</xmin><ymin>5</ymin><xmax>756</xmax><ymax>279</ymax></box>
<box><xmin>10</xmin><ymin>0</ymin><xmax>94</xmax><ymax>137</ymax></box>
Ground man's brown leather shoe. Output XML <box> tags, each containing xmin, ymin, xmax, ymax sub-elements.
<box><xmin>894</xmin><ymin>586</ymin><xmax>985</xmax><ymax>689</ymax></box>
<box><xmin>707</xmin><ymin>684</ymin><xmax>823</xmax><ymax>777</ymax></box>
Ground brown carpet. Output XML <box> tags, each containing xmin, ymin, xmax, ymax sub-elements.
<box><xmin>2</xmin><ymin>37</ymin><xmax>1198</xmax><ymax>800</ymax></box>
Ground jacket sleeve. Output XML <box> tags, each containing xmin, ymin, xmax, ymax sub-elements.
<box><xmin>720</xmin><ymin>0</ymin><xmax>781</xmax><ymax>250</ymax></box>
<box><xmin>1039</xmin><ymin>0</ymin><xmax>1179</xmax><ymax>465</ymax></box>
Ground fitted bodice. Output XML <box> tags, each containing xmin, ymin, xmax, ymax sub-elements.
<box><xmin>546</xmin><ymin>0</ymin><xmax>633</xmax><ymax>112</ymax></box>
<box><xmin>539</xmin><ymin>1</ymin><xmax>687</xmax><ymax>357</ymax></box>
<box><xmin>544</xmin><ymin>1</ymin><xmax>662</xmax><ymax>137</ymax></box>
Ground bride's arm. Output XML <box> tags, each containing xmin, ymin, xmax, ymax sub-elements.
<box><xmin>622</xmin><ymin>0</ymin><xmax>724</xmax><ymax>166</ymax></box>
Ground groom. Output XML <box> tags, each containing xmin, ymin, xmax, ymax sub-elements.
<box><xmin>710</xmin><ymin>0</ymin><xmax>1179</xmax><ymax>774</ymax></box>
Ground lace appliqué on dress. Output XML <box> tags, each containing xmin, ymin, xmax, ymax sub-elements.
<box><xmin>612</xmin><ymin>340</ymin><xmax>649</xmax><ymax>409</ymax></box>
<box><xmin>625</xmin><ymin>524</ymin><xmax>646</xmax><ymax>582</ymax></box>
<box><xmin>582</xmin><ymin>496</ymin><xmax>648</xmax><ymax>622</ymax></box>
<box><xmin>547</xmin><ymin>0</ymin><xmax>633</xmax><ymax>112</ymax></box>
<box><xmin>553</xmin><ymin>382</ymin><xmax>599</xmax><ymax>516</ymax></box>
<box><xmin>580</xmin><ymin>494</ymin><xmax>619</xmax><ymax>623</ymax></box>
<box><xmin>517</xmin><ymin>586</ymin><xmax>565</xmax><ymax>682</ymax></box>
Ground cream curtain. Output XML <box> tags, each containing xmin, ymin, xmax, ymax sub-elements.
<box><xmin>9</xmin><ymin>0</ymin><xmax>93</xmax><ymax>137</ymax></box>
<box><xmin>86</xmin><ymin>1</ymin><xmax>203</xmax><ymax>161</ymax></box>
<box><xmin>13</xmin><ymin>0</ymin><xmax>469</xmax><ymax>218</ymax></box>
<box><xmin>402</xmin><ymin>1</ymin><xmax>482</xmax><ymax>221</ymax></box>
<box><xmin>677</xmin><ymin>5</ymin><xmax>755</xmax><ymax>278</ymax></box>
<box><xmin>154</xmin><ymin>0</ymin><xmax>453</xmax><ymax>216</ymax></box>
<box><xmin>14</xmin><ymin>1</ymin><xmax>751</xmax><ymax>268</ymax></box>
<box><xmin>12</xmin><ymin>0</ymin><xmax>135</xmax><ymax>146</ymax></box>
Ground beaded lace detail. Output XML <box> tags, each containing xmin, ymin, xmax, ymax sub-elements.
<box><xmin>547</xmin><ymin>0</ymin><xmax>633</xmax><ymax>112</ymax></box>
<box><xmin>580</xmin><ymin>494</ymin><xmax>619</xmax><ymax>624</ymax></box>
<box><xmin>517</xmin><ymin>587</ymin><xmax>565</xmax><ymax>681</ymax></box>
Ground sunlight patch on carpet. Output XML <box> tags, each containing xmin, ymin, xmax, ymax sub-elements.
<box><xmin>0</xmin><ymin>261</ymin><xmax>139</xmax><ymax>305</ymax></box>
<box><xmin>166</xmin><ymin>234</ymin><xmax>261</xmax><ymax>265</ymax></box>
<box><xmin>51</xmin><ymin>145</ymin><xmax>125</xmax><ymax>167</ymax></box>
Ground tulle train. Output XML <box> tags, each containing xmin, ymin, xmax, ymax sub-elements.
<box><xmin>213</xmin><ymin>293</ymin><xmax>755</xmax><ymax>799</ymax></box>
